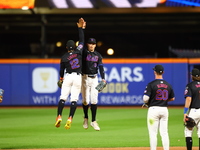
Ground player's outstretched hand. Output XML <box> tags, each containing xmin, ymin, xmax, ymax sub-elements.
<box><xmin>77</xmin><ymin>18</ymin><xmax>86</xmax><ymax>28</ymax></box>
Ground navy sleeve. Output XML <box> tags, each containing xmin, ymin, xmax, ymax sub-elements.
<box><xmin>59</xmin><ymin>62</ymin><xmax>65</xmax><ymax>78</ymax></box>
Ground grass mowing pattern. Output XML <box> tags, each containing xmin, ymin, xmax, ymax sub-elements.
<box><xmin>0</xmin><ymin>107</ymin><xmax>198</xmax><ymax>149</ymax></box>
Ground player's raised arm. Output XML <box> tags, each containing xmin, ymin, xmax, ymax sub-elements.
<box><xmin>77</xmin><ymin>18</ymin><xmax>85</xmax><ymax>48</ymax></box>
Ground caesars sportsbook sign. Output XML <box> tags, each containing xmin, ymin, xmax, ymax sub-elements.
<box><xmin>98</xmin><ymin>65</ymin><xmax>144</xmax><ymax>105</ymax></box>
<box><xmin>30</xmin><ymin>64</ymin><xmax>146</xmax><ymax>106</ymax></box>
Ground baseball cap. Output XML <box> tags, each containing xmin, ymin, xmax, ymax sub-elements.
<box><xmin>66</xmin><ymin>40</ymin><xmax>75</xmax><ymax>50</ymax></box>
<box><xmin>191</xmin><ymin>68</ymin><xmax>200</xmax><ymax>77</ymax></box>
<box><xmin>153</xmin><ymin>65</ymin><xmax>164</xmax><ymax>73</ymax></box>
<box><xmin>88</xmin><ymin>38</ymin><xmax>96</xmax><ymax>44</ymax></box>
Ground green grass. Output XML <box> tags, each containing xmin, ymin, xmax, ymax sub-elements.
<box><xmin>0</xmin><ymin>107</ymin><xmax>198</xmax><ymax>149</ymax></box>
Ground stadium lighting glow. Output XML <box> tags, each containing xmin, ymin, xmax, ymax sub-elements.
<box><xmin>97</xmin><ymin>41</ymin><xmax>103</xmax><ymax>47</ymax></box>
<box><xmin>21</xmin><ymin>6</ymin><xmax>29</xmax><ymax>10</ymax></box>
<box><xmin>76</xmin><ymin>41</ymin><xmax>79</xmax><ymax>47</ymax></box>
<box><xmin>56</xmin><ymin>42</ymin><xmax>62</xmax><ymax>47</ymax></box>
<box><xmin>107</xmin><ymin>48</ymin><xmax>114</xmax><ymax>55</ymax></box>
<box><xmin>0</xmin><ymin>0</ymin><xmax>35</xmax><ymax>9</ymax></box>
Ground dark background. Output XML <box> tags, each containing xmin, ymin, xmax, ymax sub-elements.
<box><xmin>0</xmin><ymin>1</ymin><xmax>200</xmax><ymax>58</ymax></box>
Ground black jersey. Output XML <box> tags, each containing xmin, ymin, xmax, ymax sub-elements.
<box><xmin>144</xmin><ymin>79</ymin><xmax>175</xmax><ymax>107</ymax></box>
<box><xmin>184</xmin><ymin>81</ymin><xmax>200</xmax><ymax>108</ymax></box>
<box><xmin>82</xmin><ymin>50</ymin><xmax>103</xmax><ymax>75</ymax></box>
<box><xmin>59</xmin><ymin>28</ymin><xmax>84</xmax><ymax>78</ymax></box>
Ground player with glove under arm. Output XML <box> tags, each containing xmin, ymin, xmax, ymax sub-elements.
<box><xmin>184</xmin><ymin>68</ymin><xmax>200</xmax><ymax>150</ymax></box>
<box><xmin>81</xmin><ymin>37</ymin><xmax>106</xmax><ymax>131</ymax></box>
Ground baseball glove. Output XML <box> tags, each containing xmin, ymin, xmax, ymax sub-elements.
<box><xmin>57</xmin><ymin>80</ymin><xmax>63</xmax><ymax>88</ymax></box>
<box><xmin>184</xmin><ymin>116</ymin><xmax>196</xmax><ymax>130</ymax></box>
<box><xmin>95</xmin><ymin>81</ymin><xmax>107</xmax><ymax>92</ymax></box>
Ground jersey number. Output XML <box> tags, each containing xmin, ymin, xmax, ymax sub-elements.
<box><xmin>70</xmin><ymin>58</ymin><xmax>80</xmax><ymax>69</ymax></box>
<box><xmin>156</xmin><ymin>89</ymin><xmax>168</xmax><ymax>100</ymax></box>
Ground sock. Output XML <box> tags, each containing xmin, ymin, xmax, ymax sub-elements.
<box><xmin>82</xmin><ymin>103</ymin><xmax>89</xmax><ymax>118</ymax></box>
<box><xmin>186</xmin><ymin>137</ymin><xmax>192</xmax><ymax>150</ymax></box>
<box><xmin>69</xmin><ymin>101</ymin><xmax>77</xmax><ymax>118</ymax></box>
<box><xmin>57</xmin><ymin>99</ymin><xmax>65</xmax><ymax>116</ymax></box>
<box><xmin>91</xmin><ymin>104</ymin><xmax>97</xmax><ymax>122</ymax></box>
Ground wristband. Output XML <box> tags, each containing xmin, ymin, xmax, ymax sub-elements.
<box><xmin>60</xmin><ymin>77</ymin><xmax>64</xmax><ymax>80</ymax></box>
<box><xmin>184</xmin><ymin>107</ymin><xmax>189</xmax><ymax>114</ymax></box>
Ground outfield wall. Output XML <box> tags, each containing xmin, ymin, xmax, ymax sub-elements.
<box><xmin>0</xmin><ymin>58</ymin><xmax>200</xmax><ymax>106</ymax></box>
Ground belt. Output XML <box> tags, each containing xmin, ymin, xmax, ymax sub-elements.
<box><xmin>67</xmin><ymin>72</ymin><xmax>80</xmax><ymax>75</ymax></box>
<box><xmin>83</xmin><ymin>74</ymin><xmax>97</xmax><ymax>78</ymax></box>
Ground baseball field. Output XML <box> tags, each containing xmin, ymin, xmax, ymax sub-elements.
<box><xmin>0</xmin><ymin>106</ymin><xmax>199</xmax><ymax>150</ymax></box>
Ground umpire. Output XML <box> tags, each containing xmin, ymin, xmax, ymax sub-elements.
<box><xmin>81</xmin><ymin>38</ymin><xmax>106</xmax><ymax>131</ymax></box>
<box><xmin>184</xmin><ymin>68</ymin><xmax>200</xmax><ymax>150</ymax></box>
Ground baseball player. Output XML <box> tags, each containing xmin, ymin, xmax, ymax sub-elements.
<box><xmin>81</xmin><ymin>38</ymin><xmax>106</xmax><ymax>131</ymax></box>
<box><xmin>55</xmin><ymin>18</ymin><xmax>86</xmax><ymax>129</ymax></box>
<box><xmin>143</xmin><ymin>64</ymin><xmax>175</xmax><ymax>150</ymax></box>
<box><xmin>0</xmin><ymin>88</ymin><xmax>4</xmax><ymax>103</ymax></box>
<box><xmin>184</xmin><ymin>68</ymin><xmax>200</xmax><ymax>150</ymax></box>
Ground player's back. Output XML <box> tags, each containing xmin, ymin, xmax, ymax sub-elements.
<box><xmin>186</xmin><ymin>81</ymin><xmax>200</xmax><ymax>108</ymax></box>
<box><xmin>61</xmin><ymin>50</ymin><xmax>82</xmax><ymax>73</ymax></box>
<box><xmin>148</xmin><ymin>79</ymin><xmax>174</xmax><ymax>107</ymax></box>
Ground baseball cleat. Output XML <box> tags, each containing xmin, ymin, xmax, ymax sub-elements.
<box><xmin>55</xmin><ymin>115</ymin><xmax>62</xmax><ymax>128</ymax></box>
<box><xmin>83</xmin><ymin>118</ymin><xmax>88</xmax><ymax>129</ymax></box>
<box><xmin>90</xmin><ymin>121</ymin><xmax>100</xmax><ymax>131</ymax></box>
<box><xmin>65</xmin><ymin>116</ymin><xmax>72</xmax><ymax>129</ymax></box>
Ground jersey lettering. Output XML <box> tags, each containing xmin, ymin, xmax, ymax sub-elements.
<box><xmin>195</xmin><ymin>84</ymin><xmax>200</xmax><ymax>88</ymax></box>
<box><xmin>94</xmin><ymin>63</ymin><xmax>97</xmax><ymax>68</ymax></box>
<box><xmin>156</xmin><ymin>89</ymin><xmax>168</xmax><ymax>100</ymax></box>
<box><xmin>67</xmin><ymin>54</ymin><xmax>77</xmax><ymax>60</ymax></box>
<box><xmin>70</xmin><ymin>58</ymin><xmax>80</xmax><ymax>69</ymax></box>
<box><xmin>86</xmin><ymin>54</ymin><xmax>98</xmax><ymax>62</ymax></box>
<box><xmin>157</xmin><ymin>84</ymin><xmax>168</xmax><ymax>88</ymax></box>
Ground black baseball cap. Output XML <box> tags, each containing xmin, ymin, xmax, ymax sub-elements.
<box><xmin>66</xmin><ymin>40</ymin><xmax>75</xmax><ymax>50</ymax></box>
<box><xmin>88</xmin><ymin>38</ymin><xmax>96</xmax><ymax>44</ymax></box>
<box><xmin>191</xmin><ymin>68</ymin><xmax>200</xmax><ymax>77</ymax></box>
<box><xmin>153</xmin><ymin>65</ymin><xmax>164</xmax><ymax>73</ymax></box>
